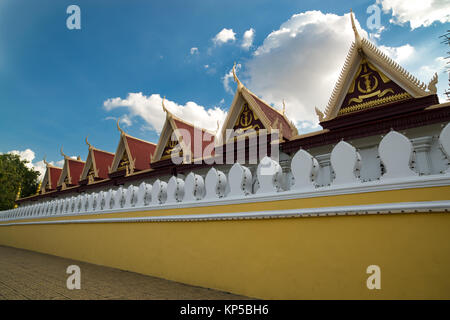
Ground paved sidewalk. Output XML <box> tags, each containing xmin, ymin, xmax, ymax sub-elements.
<box><xmin>0</xmin><ymin>245</ymin><xmax>249</xmax><ymax>300</ymax></box>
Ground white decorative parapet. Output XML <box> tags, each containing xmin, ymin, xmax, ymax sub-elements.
<box><xmin>1</xmin><ymin>127</ymin><xmax>450</xmax><ymax>222</ymax></box>
<box><xmin>330</xmin><ymin>141</ymin><xmax>361</xmax><ymax>185</ymax></box>
<box><xmin>379</xmin><ymin>131</ymin><xmax>417</xmax><ymax>180</ymax></box>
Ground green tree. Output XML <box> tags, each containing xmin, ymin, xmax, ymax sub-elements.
<box><xmin>0</xmin><ymin>153</ymin><xmax>40</xmax><ymax>210</ymax></box>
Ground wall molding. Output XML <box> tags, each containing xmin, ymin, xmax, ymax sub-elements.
<box><xmin>1</xmin><ymin>200</ymin><xmax>449</xmax><ymax>226</ymax></box>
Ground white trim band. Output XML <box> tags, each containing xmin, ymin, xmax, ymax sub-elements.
<box><xmin>1</xmin><ymin>200</ymin><xmax>449</xmax><ymax>226</ymax></box>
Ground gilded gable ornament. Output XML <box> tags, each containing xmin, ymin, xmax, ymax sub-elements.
<box><xmin>117</xmin><ymin>151</ymin><xmax>130</xmax><ymax>172</ymax></box>
<box><xmin>338</xmin><ymin>58</ymin><xmax>411</xmax><ymax>115</ymax></box>
<box><xmin>233</xmin><ymin>103</ymin><xmax>263</xmax><ymax>134</ymax></box>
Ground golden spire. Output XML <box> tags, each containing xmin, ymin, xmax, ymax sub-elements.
<box><xmin>232</xmin><ymin>62</ymin><xmax>244</xmax><ymax>92</ymax></box>
<box><xmin>60</xmin><ymin>146</ymin><xmax>69</xmax><ymax>159</ymax></box>
<box><xmin>15</xmin><ymin>184</ymin><xmax>22</xmax><ymax>201</ymax></box>
<box><xmin>35</xmin><ymin>180</ymin><xmax>42</xmax><ymax>195</ymax></box>
<box><xmin>350</xmin><ymin>9</ymin><xmax>362</xmax><ymax>50</ymax></box>
<box><xmin>85</xmin><ymin>136</ymin><xmax>93</xmax><ymax>150</ymax></box>
<box><xmin>117</xmin><ymin>118</ymin><xmax>125</xmax><ymax>136</ymax></box>
<box><xmin>282</xmin><ymin>99</ymin><xmax>286</xmax><ymax>115</ymax></box>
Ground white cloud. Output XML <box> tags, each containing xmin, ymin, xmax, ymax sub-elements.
<box><xmin>246</xmin><ymin>11</ymin><xmax>369</xmax><ymax>128</ymax></box>
<box><xmin>241</xmin><ymin>28</ymin><xmax>255</xmax><ymax>50</ymax></box>
<box><xmin>190</xmin><ymin>47</ymin><xmax>199</xmax><ymax>55</ymax></box>
<box><xmin>378</xmin><ymin>0</ymin><xmax>450</xmax><ymax>29</ymax></box>
<box><xmin>5</xmin><ymin>149</ymin><xmax>63</xmax><ymax>180</ymax></box>
<box><xmin>213</xmin><ymin>28</ymin><xmax>236</xmax><ymax>45</ymax></box>
<box><xmin>222</xmin><ymin>63</ymin><xmax>241</xmax><ymax>94</ymax></box>
<box><xmin>103</xmin><ymin>93</ymin><xmax>227</xmax><ymax>133</ymax></box>
<box><xmin>379</xmin><ymin>44</ymin><xmax>415</xmax><ymax>64</ymax></box>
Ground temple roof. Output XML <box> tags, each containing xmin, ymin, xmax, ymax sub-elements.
<box><xmin>57</xmin><ymin>147</ymin><xmax>85</xmax><ymax>189</ymax></box>
<box><xmin>151</xmin><ymin>97</ymin><xmax>216</xmax><ymax>163</ymax></box>
<box><xmin>317</xmin><ymin>10</ymin><xmax>438</xmax><ymax>123</ymax></box>
<box><xmin>40</xmin><ymin>159</ymin><xmax>62</xmax><ymax>194</ymax></box>
<box><xmin>109</xmin><ymin>120</ymin><xmax>157</xmax><ymax>175</ymax></box>
<box><xmin>80</xmin><ymin>137</ymin><xmax>115</xmax><ymax>183</ymax></box>
<box><xmin>219</xmin><ymin>63</ymin><xmax>298</xmax><ymax>143</ymax></box>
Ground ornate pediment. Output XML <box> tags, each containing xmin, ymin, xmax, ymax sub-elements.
<box><xmin>338</xmin><ymin>58</ymin><xmax>411</xmax><ymax>116</ymax></box>
<box><xmin>319</xmin><ymin>11</ymin><xmax>436</xmax><ymax>122</ymax></box>
<box><xmin>232</xmin><ymin>102</ymin><xmax>265</xmax><ymax>135</ymax></box>
<box><xmin>117</xmin><ymin>151</ymin><xmax>130</xmax><ymax>172</ymax></box>
<box><xmin>161</xmin><ymin>130</ymin><xmax>183</xmax><ymax>160</ymax></box>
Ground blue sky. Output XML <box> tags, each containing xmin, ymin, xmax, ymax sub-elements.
<box><xmin>0</xmin><ymin>0</ymin><xmax>449</xmax><ymax>177</ymax></box>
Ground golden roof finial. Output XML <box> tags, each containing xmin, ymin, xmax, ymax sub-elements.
<box><xmin>43</xmin><ymin>155</ymin><xmax>49</xmax><ymax>166</ymax></box>
<box><xmin>85</xmin><ymin>136</ymin><xmax>93</xmax><ymax>150</ymax></box>
<box><xmin>117</xmin><ymin>118</ymin><xmax>125</xmax><ymax>135</ymax></box>
<box><xmin>350</xmin><ymin>9</ymin><xmax>362</xmax><ymax>50</ymax></box>
<box><xmin>232</xmin><ymin>62</ymin><xmax>244</xmax><ymax>92</ymax></box>
<box><xmin>60</xmin><ymin>146</ymin><xmax>68</xmax><ymax>159</ymax></box>
<box><xmin>162</xmin><ymin>96</ymin><xmax>173</xmax><ymax>118</ymax></box>
<box><xmin>282</xmin><ymin>99</ymin><xmax>286</xmax><ymax>115</ymax></box>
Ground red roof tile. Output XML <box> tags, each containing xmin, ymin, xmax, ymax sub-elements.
<box><xmin>250</xmin><ymin>93</ymin><xmax>296</xmax><ymax>140</ymax></box>
<box><xmin>49</xmin><ymin>167</ymin><xmax>62</xmax><ymax>190</ymax></box>
<box><xmin>126</xmin><ymin>136</ymin><xmax>156</xmax><ymax>171</ymax></box>
<box><xmin>172</xmin><ymin>118</ymin><xmax>215</xmax><ymax>159</ymax></box>
<box><xmin>67</xmin><ymin>159</ymin><xmax>85</xmax><ymax>185</ymax></box>
<box><xmin>92</xmin><ymin>149</ymin><xmax>114</xmax><ymax>179</ymax></box>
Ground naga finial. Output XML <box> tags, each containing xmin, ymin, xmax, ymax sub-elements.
<box><xmin>350</xmin><ymin>9</ymin><xmax>362</xmax><ymax>50</ymax></box>
<box><xmin>117</xmin><ymin>118</ymin><xmax>125</xmax><ymax>135</ymax></box>
<box><xmin>282</xmin><ymin>99</ymin><xmax>286</xmax><ymax>115</ymax></box>
<box><xmin>60</xmin><ymin>146</ymin><xmax>68</xmax><ymax>159</ymax></box>
<box><xmin>315</xmin><ymin>106</ymin><xmax>325</xmax><ymax>122</ymax></box>
<box><xmin>232</xmin><ymin>62</ymin><xmax>243</xmax><ymax>91</ymax></box>
<box><xmin>427</xmin><ymin>72</ymin><xmax>438</xmax><ymax>94</ymax></box>
<box><xmin>162</xmin><ymin>96</ymin><xmax>173</xmax><ymax>118</ymax></box>
<box><xmin>85</xmin><ymin>136</ymin><xmax>93</xmax><ymax>149</ymax></box>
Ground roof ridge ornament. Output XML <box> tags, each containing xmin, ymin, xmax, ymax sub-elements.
<box><xmin>60</xmin><ymin>146</ymin><xmax>69</xmax><ymax>159</ymax></box>
<box><xmin>43</xmin><ymin>155</ymin><xmax>49</xmax><ymax>167</ymax></box>
<box><xmin>85</xmin><ymin>136</ymin><xmax>93</xmax><ymax>150</ymax></box>
<box><xmin>117</xmin><ymin>118</ymin><xmax>125</xmax><ymax>136</ymax></box>
<box><xmin>315</xmin><ymin>106</ymin><xmax>325</xmax><ymax>122</ymax></box>
<box><xmin>427</xmin><ymin>72</ymin><xmax>438</xmax><ymax>94</ymax></box>
<box><xmin>162</xmin><ymin>96</ymin><xmax>175</xmax><ymax>120</ymax></box>
<box><xmin>282</xmin><ymin>99</ymin><xmax>286</xmax><ymax>115</ymax></box>
<box><xmin>350</xmin><ymin>9</ymin><xmax>362</xmax><ymax>51</ymax></box>
<box><xmin>232</xmin><ymin>62</ymin><xmax>244</xmax><ymax>92</ymax></box>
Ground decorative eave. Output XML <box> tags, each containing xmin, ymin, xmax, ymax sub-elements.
<box><xmin>320</xmin><ymin>11</ymin><xmax>437</xmax><ymax>122</ymax></box>
<box><xmin>219</xmin><ymin>63</ymin><xmax>298</xmax><ymax>144</ymax></box>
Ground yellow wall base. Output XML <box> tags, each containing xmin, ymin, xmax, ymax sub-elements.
<box><xmin>1</xmin><ymin>212</ymin><xmax>449</xmax><ymax>299</ymax></box>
